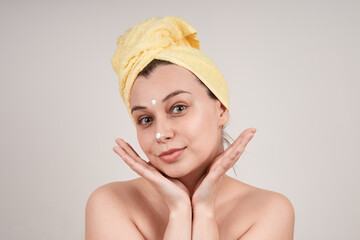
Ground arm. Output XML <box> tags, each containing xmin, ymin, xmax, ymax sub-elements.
<box><xmin>192</xmin><ymin>205</ymin><xmax>219</xmax><ymax>240</ymax></box>
<box><xmin>164</xmin><ymin>205</ymin><xmax>192</xmax><ymax>240</ymax></box>
<box><xmin>112</xmin><ymin>139</ymin><xmax>193</xmax><ymax>239</ymax></box>
<box><xmin>86</xmin><ymin>185</ymin><xmax>192</xmax><ymax>240</ymax></box>
<box><xmin>239</xmin><ymin>193</ymin><xmax>295</xmax><ymax>240</ymax></box>
<box><xmin>191</xmin><ymin>128</ymin><xmax>256</xmax><ymax>240</ymax></box>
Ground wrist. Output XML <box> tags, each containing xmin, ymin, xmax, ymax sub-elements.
<box><xmin>193</xmin><ymin>204</ymin><xmax>216</xmax><ymax>218</ymax></box>
<box><xmin>165</xmin><ymin>203</ymin><xmax>192</xmax><ymax>240</ymax></box>
<box><xmin>169</xmin><ymin>203</ymin><xmax>192</xmax><ymax>217</ymax></box>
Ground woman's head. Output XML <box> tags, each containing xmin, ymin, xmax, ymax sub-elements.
<box><xmin>137</xmin><ymin>59</ymin><xmax>232</xmax><ymax>146</ymax></box>
<box><xmin>111</xmin><ymin>16</ymin><xmax>233</xmax><ymax>177</ymax></box>
<box><xmin>130</xmin><ymin>61</ymin><xmax>229</xmax><ymax>177</ymax></box>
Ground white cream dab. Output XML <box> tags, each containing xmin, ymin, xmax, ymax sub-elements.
<box><xmin>155</xmin><ymin>133</ymin><xmax>161</xmax><ymax>139</ymax></box>
<box><xmin>151</xmin><ymin>99</ymin><xmax>157</xmax><ymax>105</ymax></box>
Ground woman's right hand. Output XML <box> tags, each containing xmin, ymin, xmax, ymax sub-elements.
<box><xmin>113</xmin><ymin>138</ymin><xmax>191</xmax><ymax>211</ymax></box>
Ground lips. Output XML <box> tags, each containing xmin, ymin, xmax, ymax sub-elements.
<box><xmin>158</xmin><ymin>147</ymin><xmax>185</xmax><ymax>163</ymax></box>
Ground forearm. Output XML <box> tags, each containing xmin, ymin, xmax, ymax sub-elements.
<box><xmin>164</xmin><ymin>206</ymin><xmax>192</xmax><ymax>240</ymax></box>
<box><xmin>192</xmin><ymin>206</ymin><xmax>219</xmax><ymax>240</ymax></box>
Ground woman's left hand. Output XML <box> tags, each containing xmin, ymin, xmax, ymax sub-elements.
<box><xmin>191</xmin><ymin>128</ymin><xmax>256</xmax><ymax>210</ymax></box>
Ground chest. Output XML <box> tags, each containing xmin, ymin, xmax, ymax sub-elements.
<box><xmin>131</xmin><ymin>200</ymin><xmax>255</xmax><ymax>240</ymax></box>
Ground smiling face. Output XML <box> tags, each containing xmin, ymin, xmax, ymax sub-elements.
<box><xmin>130</xmin><ymin>64</ymin><xmax>229</xmax><ymax>178</ymax></box>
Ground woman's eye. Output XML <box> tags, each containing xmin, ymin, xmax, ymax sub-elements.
<box><xmin>138</xmin><ymin>117</ymin><xmax>152</xmax><ymax>125</ymax></box>
<box><xmin>172</xmin><ymin>105</ymin><xmax>186</xmax><ymax>113</ymax></box>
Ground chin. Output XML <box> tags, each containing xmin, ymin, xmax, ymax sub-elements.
<box><xmin>157</xmin><ymin>163</ymin><xmax>195</xmax><ymax>179</ymax></box>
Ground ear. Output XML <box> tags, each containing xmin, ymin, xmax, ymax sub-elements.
<box><xmin>216</xmin><ymin>100</ymin><xmax>229</xmax><ymax>127</ymax></box>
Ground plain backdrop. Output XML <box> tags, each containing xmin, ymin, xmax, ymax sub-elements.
<box><xmin>1</xmin><ymin>0</ymin><xmax>359</xmax><ymax>239</ymax></box>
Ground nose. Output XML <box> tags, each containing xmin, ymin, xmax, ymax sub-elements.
<box><xmin>155</xmin><ymin>116</ymin><xmax>175</xmax><ymax>143</ymax></box>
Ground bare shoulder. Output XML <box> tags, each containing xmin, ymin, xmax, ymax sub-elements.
<box><xmin>230</xmin><ymin>179</ymin><xmax>295</xmax><ymax>240</ymax></box>
<box><xmin>242</xmin><ymin>181</ymin><xmax>294</xmax><ymax>214</ymax></box>
<box><xmin>85</xmin><ymin>178</ymin><xmax>146</xmax><ymax>240</ymax></box>
<box><xmin>88</xmin><ymin>178</ymin><xmax>145</xmax><ymax>201</ymax></box>
<box><xmin>86</xmin><ymin>179</ymin><xmax>136</xmax><ymax>211</ymax></box>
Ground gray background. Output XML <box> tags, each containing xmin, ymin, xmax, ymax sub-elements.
<box><xmin>1</xmin><ymin>0</ymin><xmax>359</xmax><ymax>239</ymax></box>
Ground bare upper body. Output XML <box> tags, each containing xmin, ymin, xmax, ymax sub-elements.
<box><xmin>85</xmin><ymin>175</ymin><xmax>295</xmax><ymax>240</ymax></box>
<box><xmin>101</xmin><ymin>17</ymin><xmax>295</xmax><ymax>239</ymax></box>
<box><xmin>86</xmin><ymin>63</ymin><xmax>295</xmax><ymax>239</ymax></box>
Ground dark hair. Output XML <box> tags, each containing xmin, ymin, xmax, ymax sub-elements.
<box><xmin>137</xmin><ymin>59</ymin><xmax>237</xmax><ymax>175</ymax></box>
<box><xmin>138</xmin><ymin>59</ymin><xmax>218</xmax><ymax>99</ymax></box>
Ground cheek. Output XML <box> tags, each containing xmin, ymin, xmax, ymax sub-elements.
<box><xmin>137</xmin><ymin>130</ymin><xmax>153</xmax><ymax>154</ymax></box>
<box><xmin>184</xmin><ymin>107</ymin><xmax>219</xmax><ymax>147</ymax></box>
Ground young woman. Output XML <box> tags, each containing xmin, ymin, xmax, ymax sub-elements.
<box><xmin>85</xmin><ymin>16</ymin><xmax>295</xmax><ymax>240</ymax></box>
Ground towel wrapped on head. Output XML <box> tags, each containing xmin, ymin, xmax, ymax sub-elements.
<box><xmin>111</xmin><ymin>16</ymin><xmax>229</xmax><ymax>119</ymax></box>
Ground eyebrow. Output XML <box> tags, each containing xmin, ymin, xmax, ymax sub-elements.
<box><xmin>131</xmin><ymin>90</ymin><xmax>191</xmax><ymax>114</ymax></box>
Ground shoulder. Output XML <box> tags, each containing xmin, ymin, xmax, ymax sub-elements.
<box><xmin>85</xmin><ymin>178</ymin><xmax>146</xmax><ymax>240</ymax></box>
<box><xmin>228</xmin><ymin>177</ymin><xmax>294</xmax><ymax>216</ymax></box>
<box><xmin>87</xmin><ymin>180</ymin><xmax>131</xmax><ymax>205</ymax></box>
<box><xmin>250</xmin><ymin>188</ymin><xmax>295</xmax><ymax>224</ymax></box>
<box><xmin>232</xmin><ymin>180</ymin><xmax>295</xmax><ymax>239</ymax></box>
<box><xmin>88</xmin><ymin>178</ymin><xmax>143</xmax><ymax>197</ymax></box>
<box><xmin>85</xmin><ymin>178</ymin><xmax>147</xmax><ymax>215</ymax></box>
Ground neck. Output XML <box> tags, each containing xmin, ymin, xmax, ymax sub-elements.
<box><xmin>178</xmin><ymin>142</ymin><xmax>225</xmax><ymax>196</ymax></box>
<box><xmin>177</xmin><ymin>161</ymin><xmax>209</xmax><ymax>196</ymax></box>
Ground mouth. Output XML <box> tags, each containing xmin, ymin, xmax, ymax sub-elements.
<box><xmin>158</xmin><ymin>147</ymin><xmax>186</xmax><ymax>163</ymax></box>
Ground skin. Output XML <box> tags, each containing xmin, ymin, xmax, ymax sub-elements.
<box><xmin>85</xmin><ymin>64</ymin><xmax>295</xmax><ymax>240</ymax></box>
<box><xmin>129</xmin><ymin>64</ymin><xmax>231</xmax><ymax>200</ymax></box>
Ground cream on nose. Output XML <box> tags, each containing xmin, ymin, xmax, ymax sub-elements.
<box><xmin>155</xmin><ymin>132</ymin><xmax>161</xmax><ymax>139</ymax></box>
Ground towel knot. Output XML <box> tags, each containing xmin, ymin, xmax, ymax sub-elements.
<box><xmin>111</xmin><ymin>16</ymin><xmax>199</xmax><ymax>74</ymax></box>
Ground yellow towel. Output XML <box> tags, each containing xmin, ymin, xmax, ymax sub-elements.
<box><xmin>111</xmin><ymin>16</ymin><xmax>229</xmax><ymax>119</ymax></box>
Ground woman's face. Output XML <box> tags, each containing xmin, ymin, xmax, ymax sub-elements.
<box><xmin>130</xmin><ymin>64</ymin><xmax>229</xmax><ymax>178</ymax></box>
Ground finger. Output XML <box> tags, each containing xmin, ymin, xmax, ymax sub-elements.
<box><xmin>229</xmin><ymin>128</ymin><xmax>256</xmax><ymax>153</ymax></box>
<box><xmin>113</xmin><ymin>145</ymin><xmax>138</xmax><ymax>169</ymax></box>
<box><xmin>225</xmin><ymin>128</ymin><xmax>256</xmax><ymax>159</ymax></box>
<box><xmin>210</xmin><ymin>128</ymin><xmax>256</xmax><ymax>177</ymax></box>
<box><xmin>113</xmin><ymin>145</ymin><xmax>160</xmax><ymax>180</ymax></box>
<box><xmin>115</xmin><ymin>138</ymin><xmax>150</xmax><ymax>169</ymax></box>
<box><xmin>113</xmin><ymin>139</ymin><xmax>170</xmax><ymax>185</ymax></box>
<box><xmin>124</xmin><ymin>141</ymin><xmax>141</xmax><ymax>158</ymax></box>
<box><xmin>113</xmin><ymin>139</ymin><xmax>158</xmax><ymax>175</ymax></box>
<box><xmin>213</xmin><ymin>128</ymin><xmax>255</xmax><ymax>167</ymax></box>
<box><xmin>231</xmin><ymin>128</ymin><xmax>256</xmax><ymax>157</ymax></box>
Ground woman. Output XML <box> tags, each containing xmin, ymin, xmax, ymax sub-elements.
<box><xmin>85</xmin><ymin>16</ymin><xmax>295</xmax><ymax>240</ymax></box>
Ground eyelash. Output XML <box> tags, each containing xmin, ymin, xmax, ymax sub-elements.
<box><xmin>172</xmin><ymin>104</ymin><xmax>186</xmax><ymax>113</ymax></box>
<box><xmin>137</xmin><ymin>104</ymin><xmax>187</xmax><ymax>126</ymax></box>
